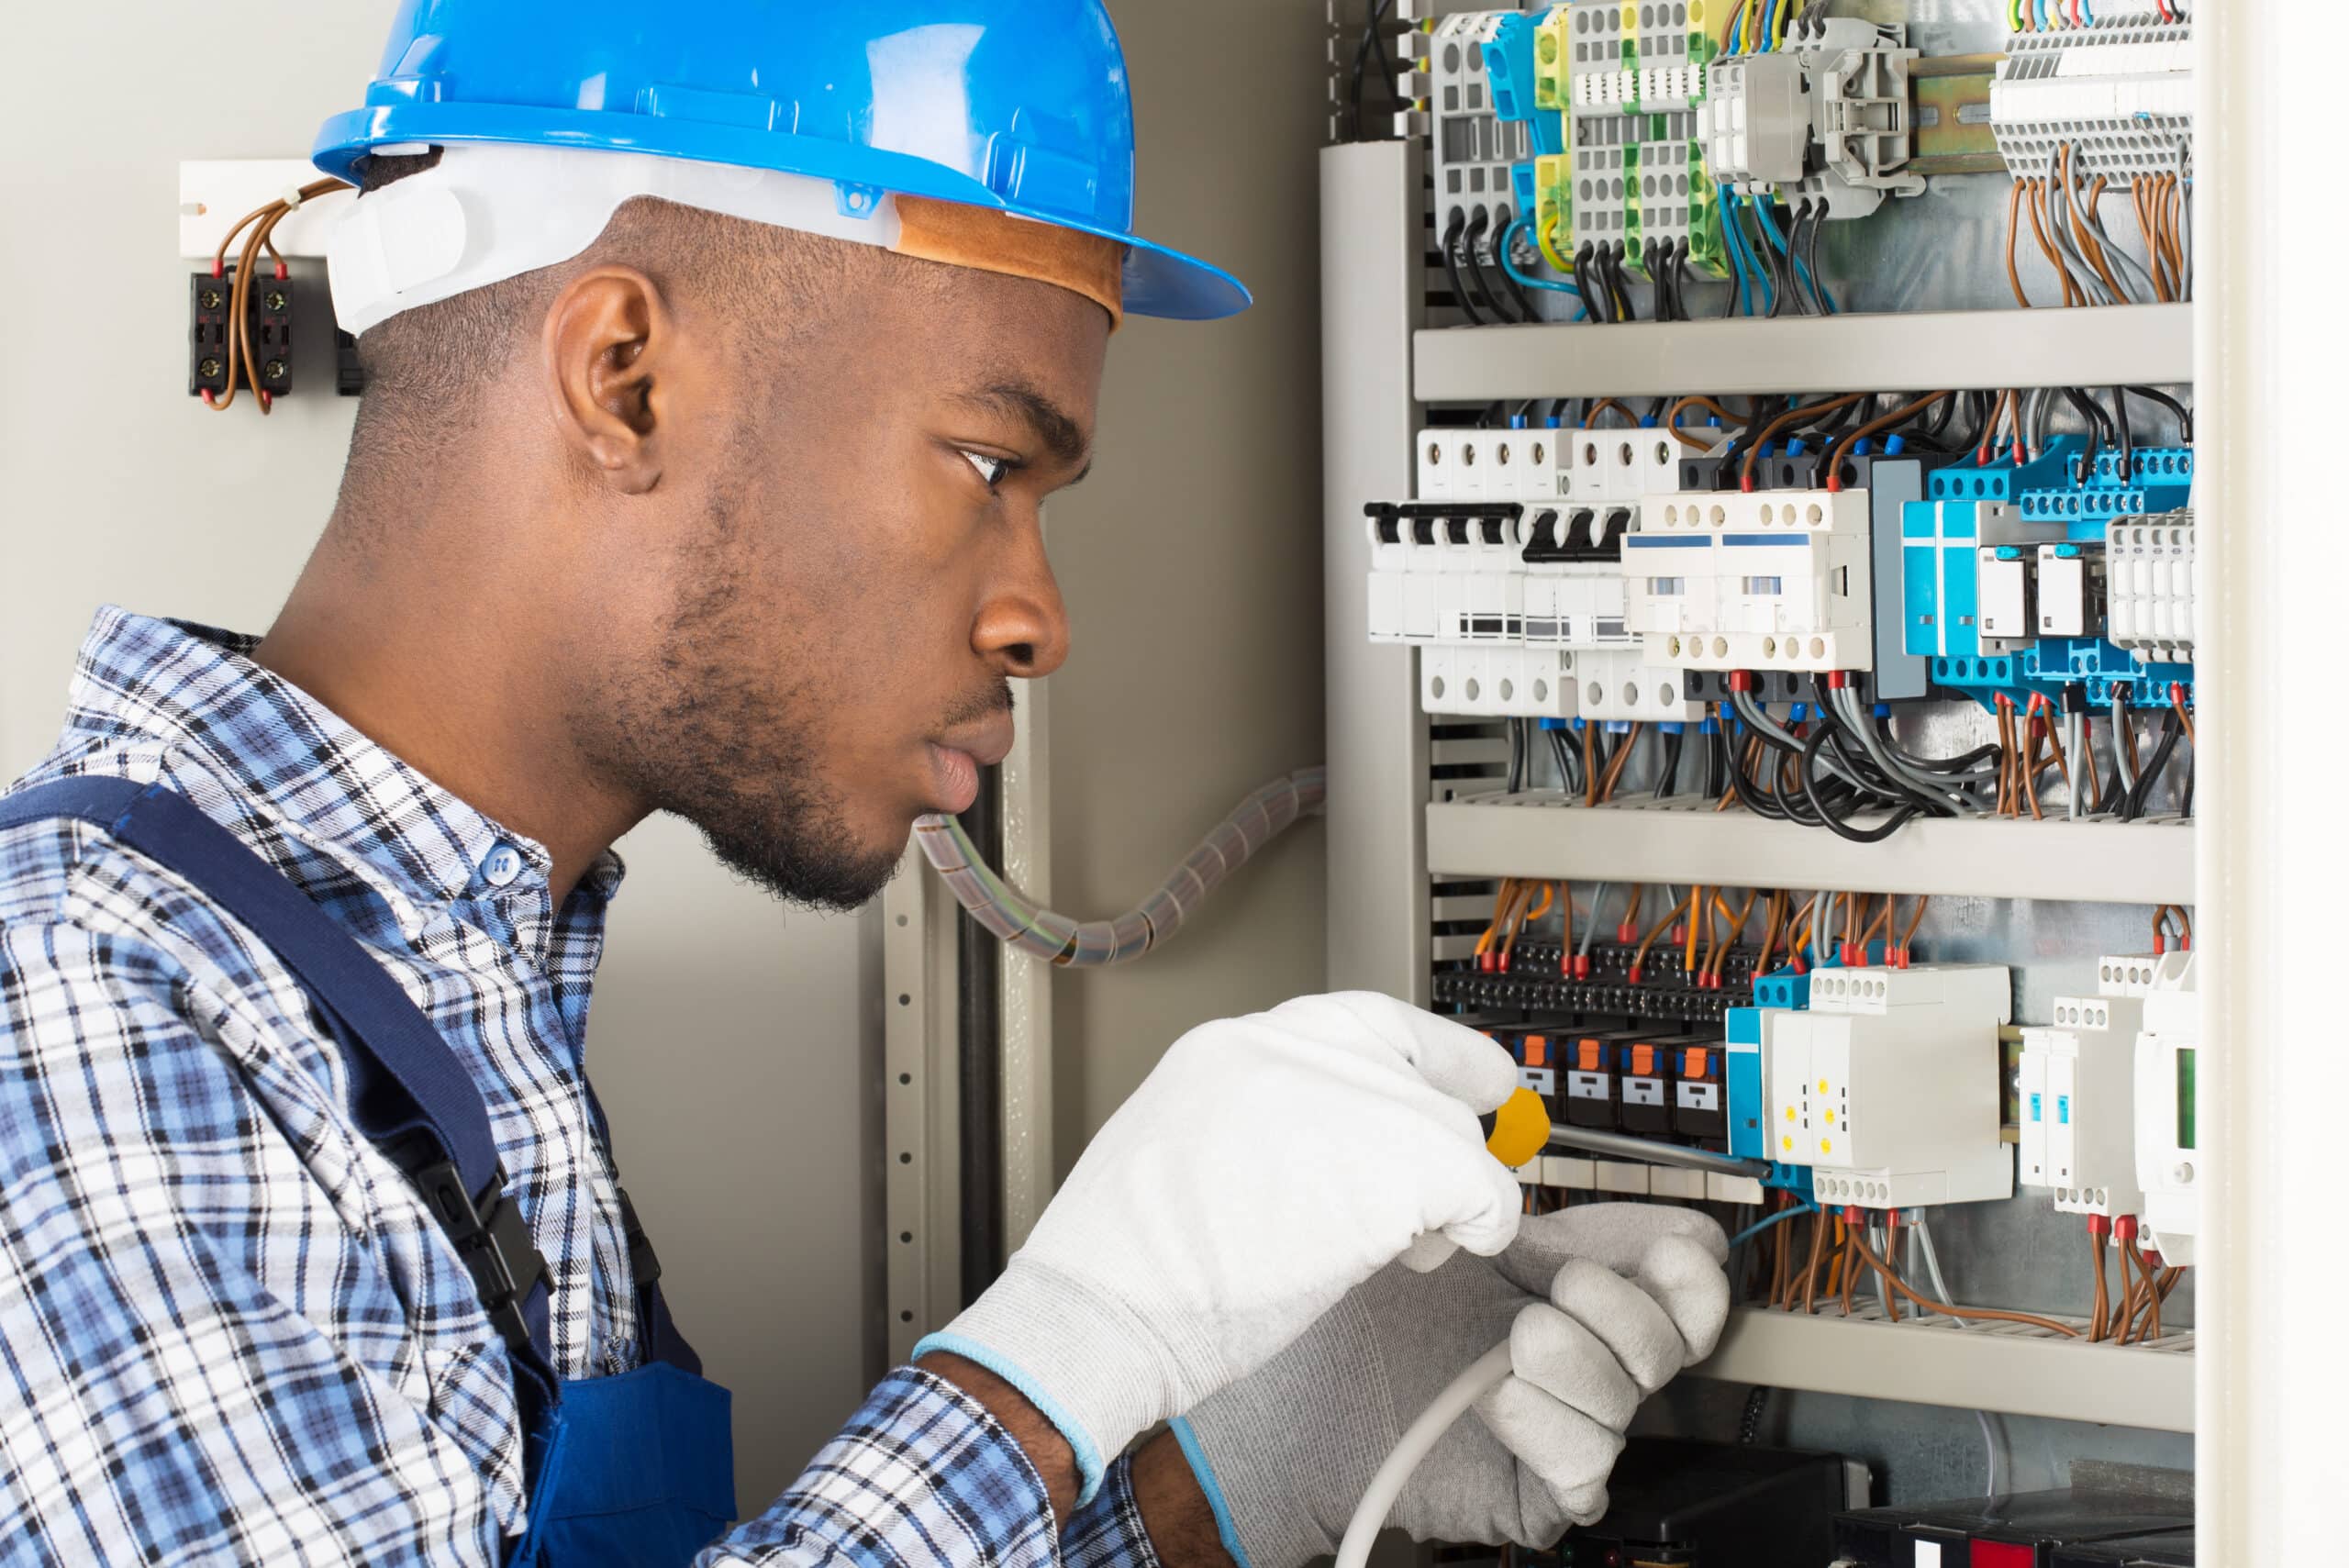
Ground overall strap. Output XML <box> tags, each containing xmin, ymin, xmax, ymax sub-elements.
<box><xmin>0</xmin><ymin>776</ymin><xmax>562</xmax><ymax>1418</ymax></box>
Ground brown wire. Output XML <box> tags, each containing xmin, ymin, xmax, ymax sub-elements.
<box><xmin>1742</xmin><ymin>394</ymin><xmax>1868</xmax><ymax>488</ymax></box>
<box><xmin>2024</xmin><ymin>178</ymin><xmax>2084</xmax><ymax>306</ymax></box>
<box><xmin>1848</xmin><ymin>1231</ymin><xmax>2084</xmax><ymax>1338</ymax></box>
<box><xmin>1597</xmin><ymin>723</ymin><xmax>1643</xmax><ymax>803</ymax></box>
<box><xmin>1586</xmin><ymin>398</ymin><xmax>1633</xmax><ymax>428</ymax></box>
<box><xmin>2089</xmin><ymin>1229</ymin><xmax>2110</xmax><ymax>1342</ymax></box>
<box><xmin>1898</xmin><ymin>895</ymin><xmax>1930</xmax><ymax>954</ymax></box>
<box><xmin>1825</xmin><ymin>392</ymin><xmax>1951</xmax><ymax>489</ymax></box>
<box><xmin>1582</xmin><ymin>721</ymin><xmax>1599</xmax><ymax>808</ymax></box>
<box><xmin>1838</xmin><ymin>1223</ymin><xmax>1860</xmax><ymax>1316</ymax></box>
<box><xmin>2006</xmin><ymin>178</ymin><xmax>2033</xmax><ymax>308</ymax></box>
<box><xmin>1800</xmin><ymin>1209</ymin><xmax>1830</xmax><ymax>1314</ymax></box>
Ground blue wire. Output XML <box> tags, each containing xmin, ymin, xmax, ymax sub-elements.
<box><xmin>1730</xmin><ymin>1202</ymin><xmax>1817</xmax><ymax>1251</ymax></box>
<box><xmin>1724</xmin><ymin>194</ymin><xmax>1774</xmax><ymax>315</ymax></box>
<box><xmin>1503</xmin><ymin>216</ymin><xmax>1597</xmax><ymax>318</ymax></box>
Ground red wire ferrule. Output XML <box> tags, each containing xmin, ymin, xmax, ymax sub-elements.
<box><xmin>2114</xmin><ymin>1215</ymin><xmax>2139</xmax><ymax>1242</ymax></box>
<box><xmin>2087</xmin><ymin>1213</ymin><xmax>2110</xmax><ymax>1239</ymax></box>
<box><xmin>1627</xmin><ymin>963</ymin><xmax>1645</xmax><ymax>986</ymax></box>
<box><xmin>1618</xmin><ymin>922</ymin><xmax>1637</xmax><ymax>944</ymax></box>
<box><xmin>1827</xmin><ymin>670</ymin><xmax>1850</xmax><ymax>690</ymax></box>
<box><xmin>1573</xmin><ymin>954</ymin><xmax>1593</xmax><ymax>981</ymax></box>
<box><xmin>1729</xmin><ymin>670</ymin><xmax>1754</xmax><ymax>694</ymax></box>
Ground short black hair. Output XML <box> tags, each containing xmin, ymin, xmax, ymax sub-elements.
<box><xmin>342</xmin><ymin>146</ymin><xmax>930</xmax><ymax>472</ymax></box>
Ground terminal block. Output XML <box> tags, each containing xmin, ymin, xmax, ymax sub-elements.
<box><xmin>1430</xmin><ymin>11</ymin><xmax>1537</xmax><ymax>242</ymax></box>
<box><xmin>1622</xmin><ymin>488</ymin><xmax>1875</xmax><ymax>673</ymax></box>
<box><xmin>1992</xmin><ymin>17</ymin><xmax>2194</xmax><ymax>183</ymax></box>
<box><xmin>2132</xmin><ymin>952</ymin><xmax>2199</xmax><ymax>1267</ymax></box>
<box><xmin>1533</xmin><ymin>0</ymin><xmax>1726</xmax><ymax>284</ymax></box>
<box><xmin>1764</xmin><ymin>964</ymin><xmax>2014</xmax><ymax>1209</ymax></box>
<box><xmin>187</xmin><ymin>266</ymin><xmax>295</xmax><ymax>401</ymax></box>
<box><xmin>2105</xmin><ymin>511</ymin><xmax>2195</xmax><ymax>665</ymax></box>
<box><xmin>1701</xmin><ymin>16</ymin><xmax>1924</xmax><ymax>219</ymax></box>
<box><xmin>188</xmin><ymin>272</ymin><xmax>233</xmax><ymax>398</ymax></box>
<box><xmin>2020</xmin><ymin>958</ymin><xmax>2164</xmax><ymax>1218</ymax></box>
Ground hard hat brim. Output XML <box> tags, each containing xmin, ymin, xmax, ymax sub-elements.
<box><xmin>314</xmin><ymin>108</ymin><xmax>1251</xmax><ymax>323</ymax></box>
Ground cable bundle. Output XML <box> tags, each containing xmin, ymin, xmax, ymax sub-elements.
<box><xmin>202</xmin><ymin>179</ymin><xmax>351</xmax><ymax>413</ymax></box>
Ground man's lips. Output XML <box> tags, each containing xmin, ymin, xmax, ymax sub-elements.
<box><xmin>927</xmin><ymin>715</ymin><xmax>1016</xmax><ymax>814</ymax></box>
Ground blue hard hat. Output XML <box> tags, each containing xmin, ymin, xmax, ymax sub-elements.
<box><xmin>314</xmin><ymin>0</ymin><xmax>1249</xmax><ymax>321</ymax></box>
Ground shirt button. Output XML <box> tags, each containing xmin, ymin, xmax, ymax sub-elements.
<box><xmin>480</xmin><ymin>843</ymin><xmax>524</xmax><ymax>887</ymax></box>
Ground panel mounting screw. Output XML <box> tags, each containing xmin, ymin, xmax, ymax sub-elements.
<box><xmin>263</xmin><ymin>360</ymin><xmax>287</xmax><ymax>380</ymax></box>
<box><xmin>262</xmin><ymin>289</ymin><xmax>289</xmax><ymax>311</ymax></box>
<box><xmin>197</xmin><ymin>286</ymin><xmax>225</xmax><ymax>310</ymax></box>
<box><xmin>198</xmin><ymin>357</ymin><xmax>222</xmax><ymax>378</ymax></box>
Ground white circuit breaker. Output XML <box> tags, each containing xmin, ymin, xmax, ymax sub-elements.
<box><xmin>2019</xmin><ymin>954</ymin><xmax>2171</xmax><ymax>1218</ymax></box>
<box><xmin>1765</xmin><ymin>964</ymin><xmax>2014</xmax><ymax>1209</ymax></box>
<box><xmin>1386</xmin><ymin>426</ymin><xmax>1708</xmax><ymax>722</ymax></box>
<box><xmin>2105</xmin><ymin>511</ymin><xmax>2196</xmax><ymax>665</ymax></box>
<box><xmin>2132</xmin><ymin>952</ymin><xmax>2199</xmax><ymax>1267</ymax></box>
<box><xmin>1621</xmin><ymin>488</ymin><xmax>1876</xmax><ymax>673</ymax></box>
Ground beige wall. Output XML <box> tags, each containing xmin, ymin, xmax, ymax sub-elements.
<box><xmin>0</xmin><ymin>0</ymin><xmax>1329</xmax><ymax>1519</ymax></box>
<box><xmin>1048</xmin><ymin>0</ymin><xmax>1332</xmax><ymax>1160</ymax></box>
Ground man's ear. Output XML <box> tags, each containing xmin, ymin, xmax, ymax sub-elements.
<box><xmin>542</xmin><ymin>265</ymin><xmax>674</xmax><ymax>495</ymax></box>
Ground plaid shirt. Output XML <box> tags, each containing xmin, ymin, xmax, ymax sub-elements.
<box><xmin>0</xmin><ymin>608</ymin><xmax>1157</xmax><ymax>1568</ymax></box>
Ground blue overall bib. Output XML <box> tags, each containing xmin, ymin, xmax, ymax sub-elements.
<box><xmin>0</xmin><ymin>778</ymin><xmax>738</xmax><ymax>1565</ymax></box>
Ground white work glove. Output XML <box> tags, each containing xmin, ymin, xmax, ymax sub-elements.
<box><xmin>1172</xmin><ymin>1204</ymin><xmax>1731</xmax><ymax>1568</ymax></box>
<box><xmin>916</xmin><ymin>992</ymin><xmax>1525</xmax><ymax>1500</ymax></box>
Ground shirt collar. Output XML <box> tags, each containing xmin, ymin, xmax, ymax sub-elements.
<box><xmin>61</xmin><ymin>606</ymin><xmax>626</xmax><ymax>913</ymax></box>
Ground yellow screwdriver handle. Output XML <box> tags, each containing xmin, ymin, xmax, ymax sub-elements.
<box><xmin>1479</xmin><ymin>1085</ymin><xmax>1552</xmax><ymax>1170</ymax></box>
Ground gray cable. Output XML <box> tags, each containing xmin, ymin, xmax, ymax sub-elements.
<box><xmin>1831</xmin><ymin>688</ymin><xmax>1987</xmax><ymax>815</ymax></box>
<box><xmin>1912</xmin><ymin>1219</ymin><xmax>2003</xmax><ymax>1498</ymax></box>
<box><xmin>2066</xmin><ymin>710</ymin><xmax>2084</xmax><ymax>820</ymax></box>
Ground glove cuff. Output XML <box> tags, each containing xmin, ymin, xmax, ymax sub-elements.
<box><xmin>916</xmin><ymin>1256</ymin><xmax>1182</xmax><ymax>1505</ymax></box>
<box><xmin>1167</xmin><ymin>1418</ymin><xmax>1258</xmax><ymax>1568</ymax></box>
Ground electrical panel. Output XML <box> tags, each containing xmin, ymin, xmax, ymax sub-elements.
<box><xmin>1334</xmin><ymin>0</ymin><xmax>2203</xmax><ymax>1507</ymax></box>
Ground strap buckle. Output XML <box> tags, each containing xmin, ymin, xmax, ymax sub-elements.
<box><xmin>404</xmin><ymin>1151</ymin><xmax>549</xmax><ymax>1359</ymax></box>
<box><xmin>618</xmin><ymin>1186</ymin><xmax>662</xmax><ymax>1289</ymax></box>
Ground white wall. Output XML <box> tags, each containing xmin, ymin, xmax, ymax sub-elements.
<box><xmin>0</xmin><ymin>5</ymin><xmax>879</xmax><ymax>1515</ymax></box>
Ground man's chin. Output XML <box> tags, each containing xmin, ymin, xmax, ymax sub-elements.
<box><xmin>697</xmin><ymin>817</ymin><xmax>907</xmax><ymax>912</ymax></box>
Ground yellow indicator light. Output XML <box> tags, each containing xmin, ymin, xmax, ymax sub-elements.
<box><xmin>1785</xmin><ymin>1106</ymin><xmax>1796</xmax><ymax>1122</ymax></box>
<box><xmin>1818</xmin><ymin>1078</ymin><xmax>1831</xmax><ymax>1095</ymax></box>
<box><xmin>1781</xmin><ymin>1135</ymin><xmax>1794</xmax><ymax>1152</ymax></box>
<box><xmin>1820</xmin><ymin>1139</ymin><xmax>1833</xmax><ymax>1154</ymax></box>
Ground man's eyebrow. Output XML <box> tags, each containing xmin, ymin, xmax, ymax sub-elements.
<box><xmin>956</xmin><ymin>381</ymin><xmax>1094</xmax><ymax>476</ymax></box>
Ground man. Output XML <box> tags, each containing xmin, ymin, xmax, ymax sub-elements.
<box><xmin>0</xmin><ymin>4</ymin><xmax>1729</xmax><ymax>1564</ymax></box>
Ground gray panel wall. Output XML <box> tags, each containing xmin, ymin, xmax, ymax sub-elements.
<box><xmin>0</xmin><ymin>5</ymin><xmax>879</xmax><ymax>1515</ymax></box>
<box><xmin>1048</xmin><ymin>0</ymin><xmax>1333</xmax><ymax>1153</ymax></box>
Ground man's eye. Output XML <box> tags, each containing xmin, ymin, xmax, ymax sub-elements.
<box><xmin>962</xmin><ymin>450</ymin><xmax>1011</xmax><ymax>489</ymax></box>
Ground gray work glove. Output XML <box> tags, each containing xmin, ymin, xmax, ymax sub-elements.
<box><xmin>1171</xmin><ymin>1204</ymin><xmax>1731</xmax><ymax>1568</ymax></box>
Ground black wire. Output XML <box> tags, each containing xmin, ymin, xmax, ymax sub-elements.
<box><xmin>1461</xmin><ymin>211</ymin><xmax>1509</xmax><ymax>323</ymax></box>
<box><xmin>1802</xmin><ymin>723</ymin><xmax>1922</xmax><ymax>841</ymax></box>
<box><xmin>1653</xmin><ymin>731</ymin><xmax>1686</xmax><ymax>799</ymax></box>
<box><xmin>1705</xmin><ymin>726</ymin><xmax>1727</xmax><ymax>797</ymax></box>
<box><xmin>1348</xmin><ymin>0</ymin><xmax>1398</xmax><ymax>141</ymax></box>
<box><xmin>2121</xmin><ymin>385</ymin><xmax>2193</xmax><ymax>445</ymax></box>
<box><xmin>1785</xmin><ymin>202</ymin><xmax>1822</xmax><ymax>318</ymax></box>
<box><xmin>2111</xmin><ymin>386</ymin><xmax>2133</xmax><ymax>482</ymax></box>
<box><xmin>1572</xmin><ymin>240</ymin><xmax>1604</xmax><ymax>324</ymax></box>
<box><xmin>2122</xmin><ymin>706</ymin><xmax>2185</xmax><ymax>821</ymax></box>
<box><xmin>1548</xmin><ymin>726</ymin><xmax>1585</xmax><ymax>797</ymax></box>
<box><xmin>2062</xmin><ymin>386</ymin><xmax>2109</xmax><ymax>484</ymax></box>
<box><xmin>1486</xmin><ymin>209</ymin><xmax>1537</xmax><ymax>323</ymax></box>
<box><xmin>1508</xmin><ymin>718</ymin><xmax>1527</xmax><ymax>793</ymax></box>
<box><xmin>1761</xmin><ymin>206</ymin><xmax>1793</xmax><ymax>318</ymax></box>
<box><xmin>1924</xmin><ymin>383</ymin><xmax>1960</xmax><ymax>439</ymax></box>
<box><xmin>1802</xmin><ymin>198</ymin><xmax>1831</xmax><ymax>315</ymax></box>
<box><xmin>1441</xmin><ymin>215</ymin><xmax>1487</xmax><ymax>327</ymax></box>
<box><xmin>1603</xmin><ymin>241</ymin><xmax>1637</xmax><ymax>323</ymax></box>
